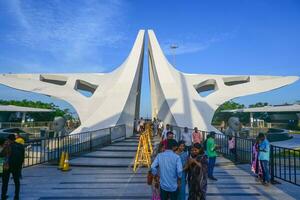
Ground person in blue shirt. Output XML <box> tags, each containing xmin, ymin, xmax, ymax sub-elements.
<box><xmin>151</xmin><ymin>139</ymin><xmax>182</xmax><ymax>200</ymax></box>
<box><xmin>258</xmin><ymin>133</ymin><xmax>270</xmax><ymax>185</ymax></box>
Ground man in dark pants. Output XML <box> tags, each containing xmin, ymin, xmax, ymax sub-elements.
<box><xmin>151</xmin><ymin>139</ymin><xmax>182</xmax><ymax>200</ymax></box>
<box><xmin>207</xmin><ymin>131</ymin><xmax>219</xmax><ymax>181</ymax></box>
<box><xmin>1</xmin><ymin>134</ymin><xmax>25</xmax><ymax>200</ymax></box>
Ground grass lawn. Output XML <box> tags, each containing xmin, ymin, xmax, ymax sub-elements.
<box><xmin>289</xmin><ymin>131</ymin><xmax>300</xmax><ymax>135</ymax></box>
<box><xmin>274</xmin><ymin>147</ymin><xmax>300</xmax><ymax>157</ymax></box>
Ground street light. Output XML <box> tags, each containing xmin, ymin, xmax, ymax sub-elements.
<box><xmin>170</xmin><ymin>44</ymin><xmax>178</xmax><ymax>67</ymax></box>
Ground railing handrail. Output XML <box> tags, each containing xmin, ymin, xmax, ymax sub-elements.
<box><xmin>168</xmin><ymin>123</ymin><xmax>300</xmax><ymax>186</ymax></box>
<box><xmin>22</xmin><ymin>124</ymin><xmax>126</xmax><ymax>168</ymax></box>
<box><xmin>72</xmin><ymin>124</ymin><xmax>126</xmax><ymax>135</ymax></box>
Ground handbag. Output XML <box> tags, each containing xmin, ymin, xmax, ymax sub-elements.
<box><xmin>147</xmin><ymin>171</ymin><xmax>153</xmax><ymax>185</ymax></box>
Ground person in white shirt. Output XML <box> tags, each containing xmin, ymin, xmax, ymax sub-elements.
<box><xmin>134</xmin><ymin>118</ymin><xmax>138</xmax><ymax>133</ymax></box>
<box><xmin>136</xmin><ymin>120</ymin><xmax>141</xmax><ymax>133</ymax></box>
<box><xmin>170</xmin><ymin>126</ymin><xmax>177</xmax><ymax>142</ymax></box>
<box><xmin>158</xmin><ymin>120</ymin><xmax>164</xmax><ymax>137</ymax></box>
<box><xmin>162</xmin><ymin>124</ymin><xmax>171</xmax><ymax>140</ymax></box>
<box><xmin>139</xmin><ymin>117</ymin><xmax>145</xmax><ymax>132</ymax></box>
<box><xmin>153</xmin><ymin>118</ymin><xmax>158</xmax><ymax>136</ymax></box>
<box><xmin>180</xmin><ymin>127</ymin><xmax>192</xmax><ymax>153</ymax></box>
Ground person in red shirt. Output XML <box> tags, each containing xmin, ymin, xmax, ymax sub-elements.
<box><xmin>192</xmin><ymin>127</ymin><xmax>202</xmax><ymax>144</ymax></box>
<box><xmin>161</xmin><ymin>131</ymin><xmax>175</xmax><ymax>150</ymax></box>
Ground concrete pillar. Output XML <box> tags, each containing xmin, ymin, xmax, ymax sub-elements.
<box><xmin>250</xmin><ymin>112</ymin><xmax>254</xmax><ymax>128</ymax></box>
<box><xmin>296</xmin><ymin>113</ymin><xmax>300</xmax><ymax>129</ymax></box>
<box><xmin>21</xmin><ymin>112</ymin><xmax>26</xmax><ymax>124</ymax></box>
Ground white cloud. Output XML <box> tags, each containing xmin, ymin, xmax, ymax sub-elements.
<box><xmin>3</xmin><ymin>0</ymin><xmax>126</xmax><ymax>72</ymax></box>
<box><xmin>162</xmin><ymin>31</ymin><xmax>237</xmax><ymax>56</ymax></box>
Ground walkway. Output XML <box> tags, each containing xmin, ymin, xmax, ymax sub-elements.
<box><xmin>209</xmin><ymin>157</ymin><xmax>298</xmax><ymax>200</ymax></box>
<box><xmin>15</xmin><ymin>135</ymin><xmax>152</xmax><ymax>200</ymax></box>
<box><xmin>3</xmin><ymin>136</ymin><xmax>299</xmax><ymax>200</ymax></box>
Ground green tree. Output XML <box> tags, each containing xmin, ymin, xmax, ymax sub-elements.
<box><xmin>0</xmin><ymin>99</ymin><xmax>73</xmax><ymax>121</ymax></box>
<box><xmin>212</xmin><ymin>101</ymin><xmax>246</xmax><ymax>125</ymax></box>
<box><xmin>249</xmin><ymin>102</ymin><xmax>268</xmax><ymax>108</ymax></box>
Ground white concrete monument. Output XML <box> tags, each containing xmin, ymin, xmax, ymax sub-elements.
<box><xmin>0</xmin><ymin>30</ymin><xmax>145</xmax><ymax>137</ymax></box>
<box><xmin>0</xmin><ymin>29</ymin><xmax>298</xmax><ymax>135</ymax></box>
<box><xmin>148</xmin><ymin>30</ymin><xmax>299</xmax><ymax>131</ymax></box>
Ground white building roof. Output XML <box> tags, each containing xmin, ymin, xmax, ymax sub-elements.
<box><xmin>222</xmin><ymin>104</ymin><xmax>300</xmax><ymax>113</ymax></box>
<box><xmin>0</xmin><ymin>105</ymin><xmax>53</xmax><ymax>113</ymax></box>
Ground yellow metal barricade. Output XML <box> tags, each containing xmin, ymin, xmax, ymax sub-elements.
<box><xmin>133</xmin><ymin>123</ymin><xmax>153</xmax><ymax>172</ymax></box>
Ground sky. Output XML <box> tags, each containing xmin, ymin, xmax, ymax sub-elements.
<box><xmin>0</xmin><ymin>0</ymin><xmax>299</xmax><ymax>117</ymax></box>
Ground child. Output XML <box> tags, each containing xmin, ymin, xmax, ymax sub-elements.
<box><xmin>251</xmin><ymin>137</ymin><xmax>262</xmax><ymax>181</ymax></box>
<box><xmin>185</xmin><ymin>143</ymin><xmax>208</xmax><ymax>200</ymax></box>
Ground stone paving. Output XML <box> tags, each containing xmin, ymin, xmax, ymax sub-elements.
<box><xmin>1</xmin><ymin>135</ymin><xmax>299</xmax><ymax>200</ymax></box>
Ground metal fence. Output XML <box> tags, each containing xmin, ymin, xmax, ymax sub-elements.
<box><xmin>271</xmin><ymin>145</ymin><xmax>300</xmax><ymax>186</ymax></box>
<box><xmin>23</xmin><ymin>124</ymin><xmax>126</xmax><ymax>167</ymax></box>
<box><xmin>0</xmin><ymin>121</ymin><xmax>53</xmax><ymax>129</ymax></box>
<box><xmin>170</xmin><ymin>124</ymin><xmax>299</xmax><ymax>186</ymax></box>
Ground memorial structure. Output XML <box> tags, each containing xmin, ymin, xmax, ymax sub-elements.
<box><xmin>148</xmin><ymin>30</ymin><xmax>299</xmax><ymax>131</ymax></box>
<box><xmin>0</xmin><ymin>30</ymin><xmax>145</xmax><ymax>136</ymax></box>
<box><xmin>0</xmin><ymin>29</ymin><xmax>298</xmax><ymax>134</ymax></box>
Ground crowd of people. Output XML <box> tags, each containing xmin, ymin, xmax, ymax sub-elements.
<box><xmin>146</xmin><ymin>119</ymin><xmax>272</xmax><ymax>199</ymax></box>
<box><xmin>149</xmin><ymin>120</ymin><xmax>219</xmax><ymax>200</ymax></box>
<box><xmin>0</xmin><ymin>117</ymin><xmax>272</xmax><ymax>200</ymax></box>
<box><xmin>0</xmin><ymin>133</ymin><xmax>25</xmax><ymax>200</ymax></box>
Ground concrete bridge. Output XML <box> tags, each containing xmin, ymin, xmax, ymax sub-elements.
<box><xmin>8</xmin><ymin>135</ymin><xmax>299</xmax><ymax>200</ymax></box>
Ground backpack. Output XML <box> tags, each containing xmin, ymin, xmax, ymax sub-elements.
<box><xmin>9</xmin><ymin>143</ymin><xmax>25</xmax><ymax>168</ymax></box>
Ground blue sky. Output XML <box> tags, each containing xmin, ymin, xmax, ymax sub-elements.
<box><xmin>0</xmin><ymin>0</ymin><xmax>299</xmax><ymax>117</ymax></box>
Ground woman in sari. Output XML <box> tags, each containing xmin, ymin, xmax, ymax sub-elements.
<box><xmin>185</xmin><ymin>143</ymin><xmax>208</xmax><ymax>200</ymax></box>
<box><xmin>251</xmin><ymin>137</ymin><xmax>262</xmax><ymax>181</ymax></box>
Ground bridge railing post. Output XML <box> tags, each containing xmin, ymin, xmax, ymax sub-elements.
<box><xmin>90</xmin><ymin>131</ymin><xmax>93</xmax><ymax>151</ymax></box>
<box><xmin>234</xmin><ymin>136</ymin><xmax>238</xmax><ymax>163</ymax></box>
<box><xmin>270</xmin><ymin>145</ymin><xmax>275</xmax><ymax>183</ymax></box>
<box><xmin>57</xmin><ymin>136</ymin><xmax>60</xmax><ymax>162</ymax></box>
<box><xmin>109</xmin><ymin>127</ymin><xmax>112</xmax><ymax>144</ymax></box>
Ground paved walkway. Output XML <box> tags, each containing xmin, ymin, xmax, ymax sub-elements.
<box><xmin>209</xmin><ymin>157</ymin><xmax>299</xmax><ymax>200</ymax></box>
<box><xmin>15</xmin><ymin>135</ymin><xmax>152</xmax><ymax>200</ymax></box>
<box><xmin>2</xmin><ymin>135</ymin><xmax>299</xmax><ymax>200</ymax></box>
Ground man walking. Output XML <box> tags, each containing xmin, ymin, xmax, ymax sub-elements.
<box><xmin>153</xmin><ymin>118</ymin><xmax>158</xmax><ymax>136</ymax></box>
<box><xmin>139</xmin><ymin>117</ymin><xmax>145</xmax><ymax>132</ymax></box>
<box><xmin>258</xmin><ymin>133</ymin><xmax>270</xmax><ymax>186</ymax></box>
<box><xmin>207</xmin><ymin>131</ymin><xmax>218</xmax><ymax>181</ymax></box>
<box><xmin>151</xmin><ymin>139</ymin><xmax>182</xmax><ymax>200</ymax></box>
<box><xmin>1</xmin><ymin>134</ymin><xmax>25</xmax><ymax>200</ymax></box>
<box><xmin>181</xmin><ymin>127</ymin><xmax>192</xmax><ymax>153</ymax></box>
<box><xmin>158</xmin><ymin>120</ymin><xmax>164</xmax><ymax>137</ymax></box>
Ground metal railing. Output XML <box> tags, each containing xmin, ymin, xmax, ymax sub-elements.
<box><xmin>23</xmin><ymin>124</ymin><xmax>126</xmax><ymax>167</ymax></box>
<box><xmin>170</xmin><ymin>124</ymin><xmax>299</xmax><ymax>186</ymax></box>
<box><xmin>271</xmin><ymin>145</ymin><xmax>300</xmax><ymax>186</ymax></box>
<box><xmin>0</xmin><ymin>121</ymin><xmax>53</xmax><ymax>129</ymax></box>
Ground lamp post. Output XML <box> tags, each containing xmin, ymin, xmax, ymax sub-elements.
<box><xmin>170</xmin><ymin>44</ymin><xmax>178</xmax><ymax>67</ymax></box>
